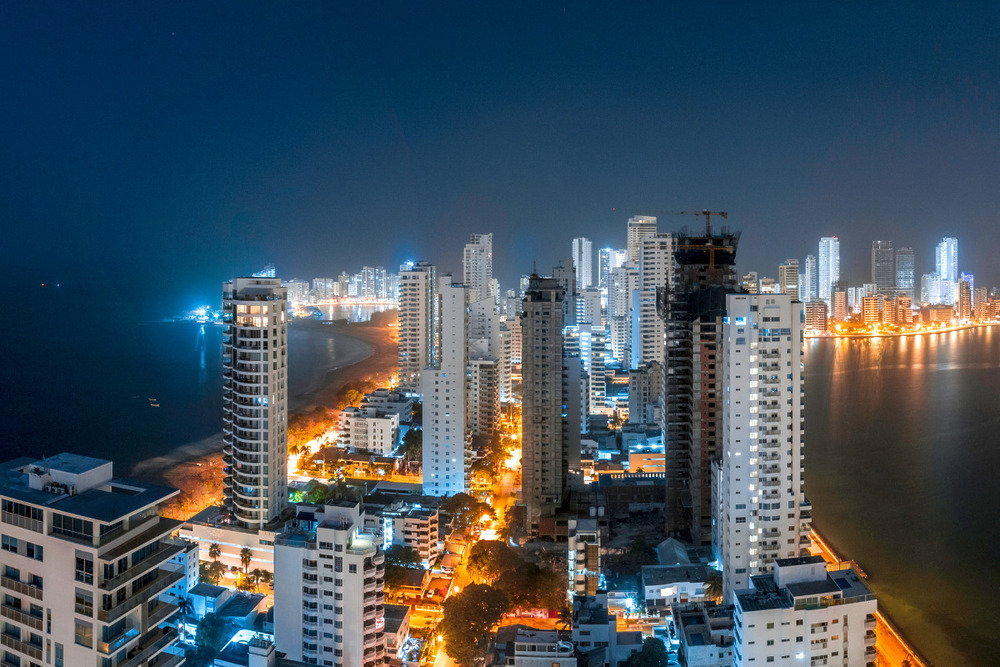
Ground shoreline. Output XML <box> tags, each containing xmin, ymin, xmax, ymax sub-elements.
<box><xmin>133</xmin><ymin>309</ymin><xmax>398</xmax><ymax>520</ymax></box>
<box><xmin>806</xmin><ymin>321</ymin><xmax>999</xmax><ymax>340</ymax></box>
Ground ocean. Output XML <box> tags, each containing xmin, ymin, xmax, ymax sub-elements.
<box><xmin>804</xmin><ymin>328</ymin><xmax>1000</xmax><ymax>667</ymax></box>
<box><xmin>0</xmin><ymin>286</ymin><xmax>384</xmax><ymax>473</ymax></box>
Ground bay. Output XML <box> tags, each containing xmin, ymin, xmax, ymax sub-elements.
<box><xmin>804</xmin><ymin>328</ymin><xmax>1000</xmax><ymax>667</ymax></box>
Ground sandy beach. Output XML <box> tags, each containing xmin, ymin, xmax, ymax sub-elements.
<box><xmin>134</xmin><ymin>309</ymin><xmax>399</xmax><ymax>520</ymax></box>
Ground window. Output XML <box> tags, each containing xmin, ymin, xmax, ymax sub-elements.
<box><xmin>25</xmin><ymin>543</ymin><xmax>42</xmax><ymax>561</ymax></box>
<box><xmin>1</xmin><ymin>535</ymin><xmax>16</xmax><ymax>553</ymax></box>
<box><xmin>53</xmin><ymin>514</ymin><xmax>94</xmax><ymax>541</ymax></box>
<box><xmin>74</xmin><ymin>619</ymin><xmax>93</xmax><ymax>648</ymax></box>
<box><xmin>348</xmin><ymin>564</ymin><xmax>357</xmax><ymax>574</ymax></box>
<box><xmin>75</xmin><ymin>589</ymin><xmax>93</xmax><ymax>617</ymax></box>
<box><xmin>75</xmin><ymin>557</ymin><xmax>94</xmax><ymax>584</ymax></box>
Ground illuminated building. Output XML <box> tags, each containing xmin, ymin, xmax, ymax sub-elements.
<box><xmin>468</xmin><ymin>293</ymin><xmax>502</xmax><ymax>436</ymax></box>
<box><xmin>608</xmin><ymin>265</ymin><xmax>639</xmax><ymax>366</ymax></box>
<box><xmin>871</xmin><ymin>240</ymin><xmax>894</xmax><ymax>294</ymax></box>
<box><xmin>921</xmin><ymin>272</ymin><xmax>941</xmax><ymax>304</ymax></box>
<box><xmin>564</xmin><ymin>324</ymin><xmax>607</xmax><ymax>417</ymax></box>
<box><xmin>974</xmin><ymin>287</ymin><xmax>988</xmax><ymax>318</ymax></box>
<box><xmin>567</xmin><ymin>518</ymin><xmax>601</xmax><ymax>597</ymax></box>
<box><xmin>658</xmin><ymin>224</ymin><xmax>739</xmax><ymax>545</ymax></box>
<box><xmin>598</xmin><ymin>247</ymin><xmax>627</xmax><ymax>291</ymax></box>
<box><xmin>936</xmin><ymin>237</ymin><xmax>959</xmax><ymax>305</ymax></box>
<box><xmin>626</xmin><ymin>215</ymin><xmax>657</xmax><ymax>266</ymax></box>
<box><xmin>741</xmin><ymin>271</ymin><xmax>759</xmax><ymax>294</ymax></box>
<box><xmin>714</xmin><ymin>293</ymin><xmax>810</xmax><ymax>598</ymax></box>
<box><xmin>733</xmin><ymin>557</ymin><xmax>877</xmax><ymax>667</ymax></box>
<box><xmin>421</xmin><ymin>275</ymin><xmax>469</xmax><ymax>496</ymax></box>
<box><xmin>575</xmin><ymin>288</ymin><xmax>603</xmax><ymax>327</ymax></box>
<box><xmin>337</xmin><ymin>407</ymin><xmax>400</xmax><ymax>455</ymax></box>
<box><xmin>572</xmin><ymin>237</ymin><xmax>594</xmax><ymax>289</ymax></box>
<box><xmin>833</xmin><ymin>288</ymin><xmax>848</xmax><ymax>321</ymax></box>
<box><xmin>958</xmin><ymin>279</ymin><xmax>972</xmax><ymax>320</ymax></box>
<box><xmin>463</xmin><ymin>232</ymin><xmax>493</xmax><ymax>303</ymax></box>
<box><xmin>897</xmin><ymin>296</ymin><xmax>913</xmax><ymax>324</ymax></box>
<box><xmin>283</xmin><ymin>278</ymin><xmax>309</xmax><ymax>304</ymax></box>
<box><xmin>636</xmin><ymin>233</ymin><xmax>673</xmax><ymax>366</ymax></box>
<box><xmin>861</xmin><ymin>296</ymin><xmax>879</xmax><ymax>324</ymax></box>
<box><xmin>521</xmin><ymin>273</ymin><xmax>581</xmax><ymax>533</ymax></box>
<box><xmin>805</xmin><ymin>300</ymin><xmax>828</xmax><ymax>332</ymax></box>
<box><xmin>778</xmin><ymin>258</ymin><xmax>799</xmax><ymax>296</ymax></box>
<box><xmin>803</xmin><ymin>254</ymin><xmax>817</xmax><ymax>302</ymax></box>
<box><xmin>882</xmin><ymin>296</ymin><xmax>898</xmax><ymax>324</ymax></box>
<box><xmin>895</xmin><ymin>246</ymin><xmax>915</xmax><ymax>300</ymax></box>
<box><xmin>378</xmin><ymin>505</ymin><xmax>439</xmax><ymax>565</ymax></box>
<box><xmin>817</xmin><ymin>236</ymin><xmax>840</xmax><ymax>308</ymax></box>
<box><xmin>759</xmin><ymin>277</ymin><xmax>776</xmax><ymax>294</ymax></box>
<box><xmin>273</xmin><ymin>500</ymin><xmax>385</xmax><ymax>666</ymax></box>
<box><xmin>223</xmin><ymin>276</ymin><xmax>288</xmax><ymax>529</ymax></box>
<box><xmin>0</xmin><ymin>453</ymin><xmax>183</xmax><ymax>667</ymax></box>
<box><xmin>397</xmin><ymin>261</ymin><xmax>438</xmax><ymax>393</ymax></box>
<box><xmin>628</xmin><ymin>361</ymin><xmax>662</xmax><ymax>425</ymax></box>
<box><xmin>673</xmin><ymin>602</ymin><xmax>735</xmax><ymax>667</ymax></box>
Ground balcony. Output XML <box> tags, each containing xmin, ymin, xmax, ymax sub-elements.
<box><xmin>865</xmin><ymin>631</ymin><xmax>877</xmax><ymax>647</ymax></box>
<box><xmin>101</xmin><ymin>541</ymin><xmax>184</xmax><ymax>590</ymax></box>
<box><xmin>0</xmin><ymin>576</ymin><xmax>42</xmax><ymax>601</ymax></box>
<box><xmin>118</xmin><ymin>627</ymin><xmax>178</xmax><ymax>667</ymax></box>
<box><xmin>1</xmin><ymin>511</ymin><xmax>43</xmax><ymax>534</ymax></box>
<box><xmin>98</xmin><ymin>568</ymin><xmax>184</xmax><ymax>623</ymax></box>
<box><xmin>100</xmin><ymin>516</ymin><xmax>183</xmax><ymax>561</ymax></box>
<box><xmin>0</xmin><ymin>604</ymin><xmax>43</xmax><ymax>631</ymax></box>
<box><xmin>865</xmin><ymin>615</ymin><xmax>877</xmax><ymax>631</ymax></box>
<box><xmin>865</xmin><ymin>647</ymin><xmax>877</xmax><ymax>660</ymax></box>
<box><xmin>98</xmin><ymin>625</ymin><xmax>140</xmax><ymax>654</ymax></box>
<box><xmin>0</xmin><ymin>633</ymin><xmax>42</xmax><ymax>660</ymax></box>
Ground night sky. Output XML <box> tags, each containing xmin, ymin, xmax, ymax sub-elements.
<box><xmin>3</xmin><ymin>3</ymin><xmax>998</xmax><ymax>314</ymax></box>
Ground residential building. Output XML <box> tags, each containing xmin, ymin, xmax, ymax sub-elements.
<box><xmin>895</xmin><ymin>247</ymin><xmax>915</xmax><ymax>300</ymax></box>
<box><xmin>640</xmin><ymin>564</ymin><xmax>710</xmax><ymax>612</ymax></box>
<box><xmin>626</xmin><ymin>215</ymin><xmax>657</xmax><ymax>266</ymax></box>
<box><xmin>804</xmin><ymin>301</ymin><xmax>828</xmax><ymax>332</ymax></box>
<box><xmin>818</xmin><ymin>236</ymin><xmax>840</xmax><ymax>307</ymax></box>
<box><xmin>378</xmin><ymin>505</ymin><xmax>439</xmax><ymax>565</ymax></box>
<box><xmin>778</xmin><ymin>259</ymin><xmax>799</xmax><ymax>296</ymax></box>
<box><xmin>714</xmin><ymin>294</ymin><xmax>810</xmax><ymax>598</ymax></box>
<box><xmin>572</xmin><ymin>237</ymin><xmax>594</xmax><ymax>289</ymax></box>
<box><xmin>567</xmin><ymin>518</ymin><xmax>601</xmax><ymax>598</ymax></box>
<box><xmin>284</xmin><ymin>279</ymin><xmax>310</xmax><ymax>304</ymax></box>
<box><xmin>463</xmin><ymin>233</ymin><xmax>493</xmax><ymax>304</ymax></box>
<box><xmin>598</xmin><ymin>248</ymin><xmax>627</xmax><ymax>291</ymax></box>
<box><xmin>468</xmin><ymin>294</ymin><xmax>502</xmax><ymax>437</ymax></box>
<box><xmin>741</xmin><ymin>272</ymin><xmax>758</xmax><ymax>294</ymax></box>
<box><xmin>505</xmin><ymin>627</ymin><xmax>575</xmax><ymax>667</ymax></box>
<box><xmin>337</xmin><ymin>407</ymin><xmax>400</xmax><ymax>455</ymax></box>
<box><xmin>0</xmin><ymin>453</ymin><xmax>184</xmax><ymax>667</ymax></box>
<box><xmin>564</xmin><ymin>324</ymin><xmax>607</xmax><ymax>417</ymax></box>
<box><xmin>733</xmin><ymin>557</ymin><xmax>877</xmax><ymax>667</ymax></box>
<box><xmin>871</xmin><ymin>240</ymin><xmax>895</xmax><ymax>294</ymax></box>
<box><xmin>628</xmin><ymin>361</ymin><xmax>662</xmax><ymax>425</ymax></box>
<box><xmin>637</xmin><ymin>233</ymin><xmax>673</xmax><ymax>366</ymax></box>
<box><xmin>803</xmin><ymin>255</ymin><xmax>817</xmax><ymax>302</ymax></box>
<box><xmin>832</xmin><ymin>288</ymin><xmax>848</xmax><ymax>321</ymax></box>
<box><xmin>958</xmin><ymin>279</ymin><xmax>972</xmax><ymax>320</ymax></box>
<box><xmin>398</xmin><ymin>261</ymin><xmax>439</xmax><ymax>393</ymax></box>
<box><xmin>421</xmin><ymin>275</ymin><xmax>469</xmax><ymax>496</ymax></box>
<box><xmin>223</xmin><ymin>276</ymin><xmax>289</xmax><ymax>529</ymax></box>
<box><xmin>936</xmin><ymin>237</ymin><xmax>959</xmax><ymax>305</ymax></box>
<box><xmin>862</xmin><ymin>296</ymin><xmax>879</xmax><ymax>324</ymax></box>
<box><xmin>273</xmin><ymin>501</ymin><xmax>385</xmax><ymax>667</ymax></box>
<box><xmin>609</xmin><ymin>266</ymin><xmax>639</xmax><ymax>366</ymax></box>
<box><xmin>673</xmin><ymin>603</ymin><xmax>735</xmax><ymax>667</ymax></box>
<box><xmin>658</xmin><ymin>226</ymin><xmax>739</xmax><ymax>545</ymax></box>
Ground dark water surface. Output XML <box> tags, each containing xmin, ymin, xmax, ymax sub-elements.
<box><xmin>804</xmin><ymin>328</ymin><xmax>1000</xmax><ymax>667</ymax></box>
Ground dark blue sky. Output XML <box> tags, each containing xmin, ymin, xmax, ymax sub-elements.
<box><xmin>3</xmin><ymin>3</ymin><xmax>998</xmax><ymax>314</ymax></box>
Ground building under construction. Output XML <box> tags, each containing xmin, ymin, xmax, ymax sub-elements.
<box><xmin>657</xmin><ymin>223</ymin><xmax>740</xmax><ymax>544</ymax></box>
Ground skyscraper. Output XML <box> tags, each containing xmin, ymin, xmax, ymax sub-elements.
<box><xmin>598</xmin><ymin>247</ymin><xmax>627</xmax><ymax>290</ymax></box>
<box><xmin>659</xmin><ymin>225</ymin><xmax>739</xmax><ymax>544</ymax></box>
<box><xmin>803</xmin><ymin>254</ymin><xmax>817</xmax><ymax>301</ymax></box>
<box><xmin>422</xmin><ymin>275</ymin><xmax>468</xmax><ymax>496</ymax></box>
<box><xmin>397</xmin><ymin>261</ymin><xmax>438</xmax><ymax>393</ymax></box>
<box><xmin>895</xmin><ymin>246</ymin><xmax>915</xmax><ymax>300</ymax></box>
<box><xmin>872</xmin><ymin>240</ymin><xmax>895</xmax><ymax>294</ymax></box>
<box><xmin>463</xmin><ymin>233</ymin><xmax>493</xmax><ymax>303</ymax></box>
<box><xmin>223</xmin><ymin>276</ymin><xmax>288</xmax><ymax>529</ymax></box>
<box><xmin>778</xmin><ymin>258</ymin><xmax>799</xmax><ymax>296</ymax></box>
<box><xmin>521</xmin><ymin>274</ymin><xmax>580</xmax><ymax>533</ymax></box>
<box><xmin>636</xmin><ymin>233</ymin><xmax>673</xmax><ymax>366</ymax></box>
<box><xmin>572</xmin><ymin>237</ymin><xmax>593</xmax><ymax>289</ymax></box>
<box><xmin>936</xmin><ymin>237</ymin><xmax>958</xmax><ymax>305</ymax></box>
<box><xmin>817</xmin><ymin>236</ymin><xmax>840</xmax><ymax>307</ymax></box>
<box><xmin>714</xmin><ymin>293</ymin><xmax>810</xmax><ymax>597</ymax></box>
<box><xmin>627</xmin><ymin>215</ymin><xmax>657</xmax><ymax>266</ymax></box>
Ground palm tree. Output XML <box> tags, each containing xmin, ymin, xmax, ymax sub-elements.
<box><xmin>704</xmin><ymin>569</ymin><xmax>723</xmax><ymax>603</ymax></box>
<box><xmin>206</xmin><ymin>560</ymin><xmax>227</xmax><ymax>585</ymax></box>
<box><xmin>176</xmin><ymin>596</ymin><xmax>194</xmax><ymax>641</ymax></box>
<box><xmin>240</xmin><ymin>546</ymin><xmax>253</xmax><ymax>573</ymax></box>
<box><xmin>555</xmin><ymin>605</ymin><xmax>573</xmax><ymax>631</ymax></box>
<box><xmin>244</xmin><ymin>570</ymin><xmax>259</xmax><ymax>592</ymax></box>
<box><xmin>208</xmin><ymin>542</ymin><xmax>221</xmax><ymax>562</ymax></box>
<box><xmin>259</xmin><ymin>569</ymin><xmax>274</xmax><ymax>589</ymax></box>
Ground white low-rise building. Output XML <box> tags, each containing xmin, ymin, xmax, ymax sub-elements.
<box><xmin>0</xmin><ymin>453</ymin><xmax>184</xmax><ymax>667</ymax></box>
<box><xmin>733</xmin><ymin>557</ymin><xmax>877</xmax><ymax>667</ymax></box>
<box><xmin>338</xmin><ymin>407</ymin><xmax>400</xmax><ymax>455</ymax></box>
<box><xmin>673</xmin><ymin>602</ymin><xmax>735</xmax><ymax>667</ymax></box>
<box><xmin>641</xmin><ymin>564</ymin><xmax>710</xmax><ymax>613</ymax></box>
<box><xmin>508</xmin><ymin>627</ymin><xmax>575</xmax><ymax>667</ymax></box>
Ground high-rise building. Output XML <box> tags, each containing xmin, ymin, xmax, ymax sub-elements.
<box><xmin>659</xmin><ymin>226</ymin><xmax>739</xmax><ymax>544</ymax></box>
<box><xmin>521</xmin><ymin>274</ymin><xmax>580</xmax><ymax>533</ymax></box>
<box><xmin>397</xmin><ymin>262</ymin><xmax>438</xmax><ymax>393</ymax></box>
<box><xmin>284</xmin><ymin>278</ymin><xmax>310</xmax><ymax>304</ymax></box>
<box><xmin>564</xmin><ymin>323</ymin><xmax>607</xmax><ymax>417</ymax></box>
<box><xmin>422</xmin><ymin>275</ymin><xmax>469</xmax><ymax>496</ymax></box>
<box><xmin>463</xmin><ymin>233</ymin><xmax>493</xmax><ymax>303</ymax></box>
<box><xmin>803</xmin><ymin>254</ymin><xmax>817</xmax><ymax>302</ymax></box>
<box><xmin>637</xmin><ymin>233</ymin><xmax>673</xmax><ymax>367</ymax></box>
<box><xmin>832</xmin><ymin>288</ymin><xmax>849</xmax><ymax>321</ymax></box>
<box><xmin>861</xmin><ymin>296</ymin><xmax>880</xmax><ymax>324</ymax></box>
<box><xmin>741</xmin><ymin>272</ymin><xmax>758</xmax><ymax>294</ymax></box>
<box><xmin>732</xmin><ymin>557</ymin><xmax>877</xmax><ymax>667</ymax></box>
<box><xmin>0</xmin><ymin>453</ymin><xmax>184</xmax><ymax>667</ymax></box>
<box><xmin>958</xmin><ymin>279</ymin><xmax>972</xmax><ymax>320</ymax></box>
<box><xmin>921</xmin><ymin>273</ymin><xmax>941</xmax><ymax>304</ymax></box>
<box><xmin>572</xmin><ymin>237</ymin><xmax>594</xmax><ymax>290</ymax></box>
<box><xmin>608</xmin><ymin>266</ymin><xmax>639</xmax><ymax>366</ymax></box>
<box><xmin>274</xmin><ymin>500</ymin><xmax>385</xmax><ymax>666</ymax></box>
<box><xmin>895</xmin><ymin>246</ymin><xmax>915</xmax><ymax>300</ymax></box>
<box><xmin>598</xmin><ymin>248</ymin><xmax>628</xmax><ymax>291</ymax></box>
<box><xmin>936</xmin><ymin>237</ymin><xmax>959</xmax><ymax>304</ymax></box>
<box><xmin>871</xmin><ymin>240</ymin><xmax>895</xmax><ymax>294</ymax></box>
<box><xmin>817</xmin><ymin>236</ymin><xmax>840</xmax><ymax>307</ymax></box>
<box><xmin>626</xmin><ymin>216</ymin><xmax>657</xmax><ymax>266</ymax></box>
<box><xmin>223</xmin><ymin>276</ymin><xmax>288</xmax><ymax>529</ymax></box>
<box><xmin>804</xmin><ymin>300</ymin><xmax>828</xmax><ymax>332</ymax></box>
<box><xmin>468</xmin><ymin>293</ymin><xmax>502</xmax><ymax>437</ymax></box>
<box><xmin>715</xmin><ymin>294</ymin><xmax>810</xmax><ymax>596</ymax></box>
<box><xmin>778</xmin><ymin>259</ymin><xmax>799</xmax><ymax>296</ymax></box>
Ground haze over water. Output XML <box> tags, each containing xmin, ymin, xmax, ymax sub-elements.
<box><xmin>804</xmin><ymin>328</ymin><xmax>1000</xmax><ymax>667</ymax></box>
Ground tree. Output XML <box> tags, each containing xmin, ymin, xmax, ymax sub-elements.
<box><xmin>441</xmin><ymin>493</ymin><xmax>495</xmax><ymax>530</ymax></box>
<box><xmin>195</xmin><ymin>613</ymin><xmax>237</xmax><ymax>655</ymax></box>
<box><xmin>624</xmin><ymin>637</ymin><xmax>668</xmax><ymax>667</ymax></box>
<box><xmin>466</xmin><ymin>540</ymin><xmax>522</xmax><ymax>584</ymax></box>
<box><xmin>401</xmin><ymin>428</ymin><xmax>423</xmax><ymax>460</ymax></box>
<box><xmin>176</xmin><ymin>597</ymin><xmax>194</xmax><ymax>641</ymax></box>
<box><xmin>384</xmin><ymin>545</ymin><xmax>423</xmax><ymax>589</ymax></box>
<box><xmin>496</xmin><ymin>562</ymin><xmax>564</xmax><ymax>611</ymax></box>
<box><xmin>208</xmin><ymin>543</ymin><xmax>221</xmax><ymax>561</ymax></box>
<box><xmin>240</xmin><ymin>546</ymin><xmax>253</xmax><ymax>573</ymax></box>
<box><xmin>440</xmin><ymin>584</ymin><xmax>509</xmax><ymax>666</ymax></box>
<box><xmin>258</xmin><ymin>569</ymin><xmax>273</xmax><ymax>589</ymax></box>
<box><xmin>704</xmin><ymin>569</ymin><xmax>723</xmax><ymax>603</ymax></box>
<box><xmin>201</xmin><ymin>559</ymin><xmax>227</xmax><ymax>585</ymax></box>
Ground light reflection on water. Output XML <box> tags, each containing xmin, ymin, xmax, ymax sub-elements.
<box><xmin>804</xmin><ymin>327</ymin><xmax>1000</xmax><ymax>666</ymax></box>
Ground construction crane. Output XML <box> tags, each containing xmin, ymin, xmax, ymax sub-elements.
<box><xmin>613</xmin><ymin>209</ymin><xmax>728</xmax><ymax>235</ymax></box>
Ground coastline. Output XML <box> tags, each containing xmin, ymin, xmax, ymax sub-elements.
<box><xmin>133</xmin><ymin>309</ymin><xmax>399</xmax><ymax>520</ymax></box>
<box><xmin>805</xmin><ymin>321</ymin><xmax>999</xmax><ymax>340</ymax></box>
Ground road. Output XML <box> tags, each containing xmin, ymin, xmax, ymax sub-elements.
<box><xmin>811</xmin><ymin>530</ymin><xmax>927</xmax><ymax>667</ymax></box>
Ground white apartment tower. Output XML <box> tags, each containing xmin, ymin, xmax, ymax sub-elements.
<box><xmin>468</xmin><ymin>294</ymin><xmax>502</xmax><ymax>437</ymax></box>
<box><xmin>715</xmin><ymin>293</ymin><xmax>811</xmax><ymax>599</ymax></box>
<box><xmin>572</xmin><ymin>237</ymin><xmax>594</xmax><ymax>290</ymax></box>
<box><xmin>398</xmin><ymin>262</ymin><xmax>438</xmax><ymax>393</ymax></box>
<box><xmin>463</xmin><ymin>233</ymin><xmax>494</xmax><ymax>303</ymax></box>
<box><xmin>817</xmin><ymin>237</ymin><xmax>840</xmax><ymax>308</ymax></box>
<box><xmin>626</xmin><ymin>215</ymin><xmax>657</xmax><ymax>266</ymax></box>
<box><xmin>803</xmin><ymin>254</ymin><xmax>817</xmax><ymax>302</ymax></box>
<box><xmin>223</xmin><ymin>276</ymin><xmax>289</xmax><ymax>529</ymax></box>
<box><xmin>274</xmin><ymin>501</ymin><xmax>386</xmax><ymax>667</ymax></box>
<box><xmin>936</xmin><ymin>237</ymin><xmax>958</xmax><ymax>305</ymax></box>
<box><xmin>636</xmin><ymin>233</ymin><xmax>673</xmax><ymax>367</ymax></box>
<box><xmin>777</xmin><ymin>259</ymin><xmax>799</xmax><ymax>296</ymax></box>
<box><xmin>0</xmin><ymin>453</ymin><xmax>184</xmax><ymax>667</ymax></box>
<box><xmin>421</xmin><ymin>275</ymin><xmax>470</xmax><ymax>496</ymax></box>
<box><xmin>598</xmin><ymin>248</ymin><xmax>627</xmax><ymax>292</ymax></box>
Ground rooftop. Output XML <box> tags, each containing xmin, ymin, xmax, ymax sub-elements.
<box><xmin>641</xmin><ymin>564</ymin><xmax>710</xmax><ymax>587</ymax></box>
